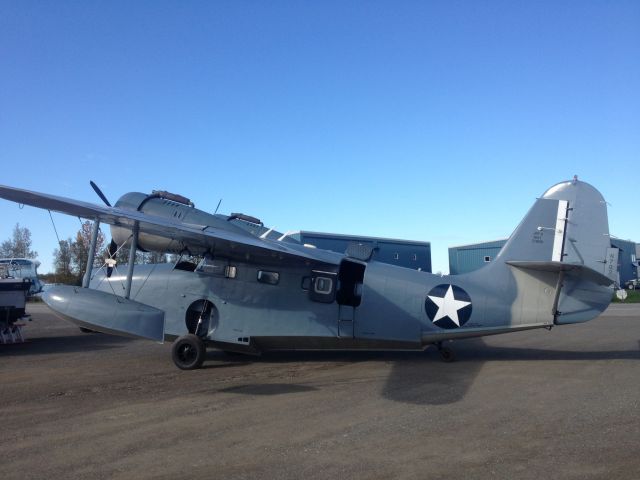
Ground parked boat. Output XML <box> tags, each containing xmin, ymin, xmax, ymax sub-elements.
<box><xmin>0</xmin><ymin>264</ymin><xmax>31</xmax><ymax>343</ymax></box>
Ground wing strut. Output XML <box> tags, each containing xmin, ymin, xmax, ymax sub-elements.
<box><xmin>82</xmin><ymin>220</ymin><xmax>101</xmax><ymax>288</ymax></box>
<box><xmin>124</xmin><ymin>222</ymin><xmax>139</xmax><ymax>299</ymax></box>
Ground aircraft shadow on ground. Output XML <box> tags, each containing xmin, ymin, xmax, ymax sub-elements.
<box><xmin>218</xmin><ymin>383</ymin><xmax>318</xmax><ymax>396</ymax></box>
<box><xmin>0</xmin><ymin>333</ymin><xmax>134</xmax><ymax>356</ymax></box>
<box><xmin>5</xmin><ymin>331</ymin><xmax>638</xmax><ymax>405</ymax></box>
<box><xmin>205</xmin><ymin>338</ymin><xmax>640</xmax><ymax>406</ymax></box>
<box><xmin>383</xmin><ymin>339</ymin><xmax>640</xmax><ymax>406</ymax></box>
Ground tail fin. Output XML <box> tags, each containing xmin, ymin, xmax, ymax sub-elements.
<box><xmin>497</xmin><ymin>178</ymin><xmax>612</xmax><ymax>270</ymax></box>
<box><xmin>496</xmin><ymin>178</ymin><xmax>615</xmax><ymax>324</ymax></box>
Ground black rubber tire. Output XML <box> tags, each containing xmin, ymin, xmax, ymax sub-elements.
<box><xmin>439</xmin><ymin>346</ymin><xmax>456</xmax><ymax>363</ymax></box>
<box><xmin>172</xmin><ymin>334</ymin><xmax>206</xmax><ymax>370</ymax></box>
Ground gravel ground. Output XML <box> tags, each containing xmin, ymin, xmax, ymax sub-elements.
<box><xmin>1</xmin><ymin>303</ymin><xmax>639</xmax><ymax>479</ymax></box>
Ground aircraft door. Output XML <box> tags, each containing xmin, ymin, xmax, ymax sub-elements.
<box><xmin>336</xmin><ymin>260</ymin><xmax>366</xmax><ymax>338</ymax></box>
<box><xmin>338</xmin><ymin>303</ymin><xmax>355</xmax><ymax>338</ymax></box>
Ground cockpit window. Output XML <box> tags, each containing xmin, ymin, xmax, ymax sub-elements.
<box><xmin>196</xmin><ymin>256</ymin><xmax>237</xmax><ymax>279</ymax></box>
<box><xmin>174</xmin><ymin>261</ymin><xmax>198</xmax><ymax>272</ymax></box>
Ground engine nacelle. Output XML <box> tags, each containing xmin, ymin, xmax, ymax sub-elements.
<box><xmin>110</xmin><ymin>191</ymin><xmax>263</xmax><ymax>254</ymax></box>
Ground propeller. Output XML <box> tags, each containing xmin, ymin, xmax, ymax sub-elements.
<box><xmin>90</xmin><ymin>181</ymin><xmax>117</xmax><ymax>277</ymax></box>
<box><xmin>90</xmin><ymin>180</ymin><xmax>111</xmax><ymax>207</ymax></box>
<box><xmin>106</xmin><ymin>239</ymin><xmax>118</xmax><ymax>278</ymax></box>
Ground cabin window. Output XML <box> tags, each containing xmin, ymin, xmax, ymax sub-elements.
<box><xmin>198</xmin><ymin>257</ymin><xmax>220</xmax><ymax>274</ymax></box>
<box><xmin>309</xmin><ymin>270</ymin><xmax>337</xmax><ymax>303</ymax></box>
<box><xmin>314</xmin><ymin>277</ymin><xmax>333</xmax><ymax>294</ymax></box>
<box><xmin>257</xmin><ymin>270</ymin><xmax>279</xmax><ymax>285</ymax></box>
<box><xmin>484</xmin><ymin>256</ymin><xmax>491</xmax><ymax>263</ymax></box>
<box><xmin>174</xmin><ymin>261</ymin><xmax>198</xmax><ymax>272</ymax></box>
<box><xmin>197</xmin><ymin>257</ymin><xmax>236</xmax><ymax>278</ymax></box>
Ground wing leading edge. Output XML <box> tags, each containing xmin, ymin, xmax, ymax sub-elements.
<box><xmin>0</xmin><ymin>185</ymin><xmax>340</xmax><ymax>265</ymax></box>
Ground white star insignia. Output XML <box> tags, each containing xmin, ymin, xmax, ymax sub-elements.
<box><xmin>428</xmin><ymin>285</ymin><xmax>471</xmax><ymax>326</ymax></box>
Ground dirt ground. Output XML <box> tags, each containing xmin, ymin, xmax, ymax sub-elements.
<box><xmin>2</xmin><ymin>303</ymin><xmax>640</xmax><ymax>479</ymax></box>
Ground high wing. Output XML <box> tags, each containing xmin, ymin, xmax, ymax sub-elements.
<box><xmin>0</xmin><ymin>185</ymin><xmax>340</xmax><ymax>265</ymax></box>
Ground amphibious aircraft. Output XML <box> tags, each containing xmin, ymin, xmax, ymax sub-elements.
<box><xmin>0</xmin><ymin>178</ymin><xmax>618</xmax><ymax>369</ymax></box>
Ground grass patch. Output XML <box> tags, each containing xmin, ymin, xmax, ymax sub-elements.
<box><xmin>612</xmin><ymin>289</ymin><xmax>640</xmax><ymax>303</ymax></box>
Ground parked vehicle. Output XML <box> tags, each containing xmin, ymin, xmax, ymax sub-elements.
<box><xmin>0</xmin><ymin>263</ymin><xmax>31</xmax><ymax>343</ymax></box>
<box><xmin>624</xmin><ymin>279</ymin><xmax>640</xmax><ymax>290</ymax></box>
<box><xmin>0</xmin><ymin>258</ymin><xmax>43</xmax><ymax>295</ymax></box>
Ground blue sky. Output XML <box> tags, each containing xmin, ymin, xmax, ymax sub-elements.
<box><xmin>1</xmin><ymin>1</ymin><xmax>638</xmax><ymax>274</ymax></box>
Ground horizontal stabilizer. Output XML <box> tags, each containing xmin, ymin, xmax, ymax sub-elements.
<box><xmin>507</xmin><ymin>261</ymin><xmax>614</xmax><ymax>286</ymax></box>
<box><xmin>43</xmin><ymin>286</ymin><xmax>165</xmax><ymax>341</ymax></box>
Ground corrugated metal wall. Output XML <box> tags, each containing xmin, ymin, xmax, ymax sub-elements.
<box><xmin>448</xmin><ymin>240</ymin><xmax>507</xmax><ymax>275</ymax></box>
<box><xmin>298</xmin><ymin>231</ymin><xmax>432</xmax><ymax>272</ymax></box>
<box><xmin>611</xmin><ymin>239</ymin><xmax>638</xmax><ymax>284</ymax></box>
<box><xmin>449</xmin><ymin>238</ymin><xmax>638</xmax><ymax>283</ymax></box>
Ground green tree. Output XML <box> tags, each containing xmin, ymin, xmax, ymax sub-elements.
<box><xmin>70</xmin><ymin>221</ymin><xmax>105</xmax><ymax>280</ymax></box>
<box><xmin>52</xmin><ymin>238</ymin><xmax>76</xmax><ymax>284</ymax></box>
<box><xmin>51</xmin><ymin>222</ymin><xmax>105</xmax><ymax>285</ymax></box>
<box><xmin>53</xmin><ymin>239</ymin><xmax>72</xmax><ymax>274</ymax></box>
<box><xmin>107</xmin><ymin>239</ymin><xmax>168</xmax><ymax>266</ymax></box>
<box><xmin>144</xmin><ymin>251</ymin><xmax>168</xmax><ymax>264</ymax></box>
<box><xmin>111</xmin><ymin>241</ymin><xmax>145</xmax><ymax>266</ymax></box>
<box><xmin>0</xmin><ymin>223</ymin><xmax>38</xmax><ymax>258</ymax></box>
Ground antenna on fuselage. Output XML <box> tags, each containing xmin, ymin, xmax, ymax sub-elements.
<box><xmin>214</xmin><ymin>198</ymin><xmax>222</xmax><ymax>214</ymax></box>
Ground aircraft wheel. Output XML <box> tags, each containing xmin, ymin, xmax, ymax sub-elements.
<box><xmin>439</xmin><ymin>346</ymin><xmax>456</xmax><ymax>363</ymax></box>
<box><xmin>172</xmin><ymin>334</ymin><xmax>206</xmax><ymax>370</ymax></box>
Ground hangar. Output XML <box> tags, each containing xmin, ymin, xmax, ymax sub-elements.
<box><xmin>293</xmin><ymin>231</ymin><xmax>432</xmax><ymax>272</ymax></box>
<box><xmin>449</xmin><ymin>237</ymin><xmax>638</xmax><ymax>284</ymax></box>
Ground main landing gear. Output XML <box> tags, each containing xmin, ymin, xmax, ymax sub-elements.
<box><xmin>435</xmin><ymin>341</ymin><xmax>456</xmax><ymax>363</ymax></box>
<box><xmin>171</xmin><ymin>334</ymin><xmax>206</xmax><ymax>370</ymax></box>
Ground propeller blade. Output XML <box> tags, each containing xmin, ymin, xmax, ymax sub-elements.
<box><xmin>90</xmin><ymin>180</ymin><xmax>111</xmax><ymax>207</ymax></box>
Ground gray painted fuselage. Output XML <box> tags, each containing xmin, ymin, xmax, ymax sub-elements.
<box><xmin>3</xmin><ymin>179</ymin><xmax>615</xmax><ymax>355</ymax></box>
<box><xmin>87</xmin><ymin>179</ymin><xmax>613</xmax><ymax>353</ymax></box>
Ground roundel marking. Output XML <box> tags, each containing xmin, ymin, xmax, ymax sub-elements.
<box><xmin>425</xmin><ymin>284</ymin><xmax>473</xmax><ymax>329</ymax></box>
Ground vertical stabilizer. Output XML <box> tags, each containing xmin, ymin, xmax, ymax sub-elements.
<box><xmin>541</xmin><ymin>179</ymin><xmax>611</xmax><ymax>272</ymax></box>
<box><xmin>494</xmin><ymin>179</ymin><xmax>614</xmax><ymax>324</ymax></box>
<box><xmin>497</xmin><ymin>179</ymin><xmax>612</xmax><ymax>273</ymax></box>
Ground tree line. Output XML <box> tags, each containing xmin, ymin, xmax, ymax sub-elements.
<box><xmin>2</xmin><ymin>222</ymin><xmax>172</xmax><ymax>285</ymax></box>
<box><xmin>0</xmin><ymin>223</ymin><xmax>37</xmax><ymax>259</ymax></box>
